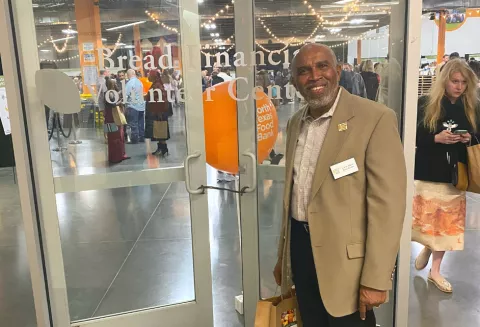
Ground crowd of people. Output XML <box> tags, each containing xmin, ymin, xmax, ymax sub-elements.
<box><xmin>89</xmin><ymin>68</ymin><xmax>182</xmax><ymax>164</ymax></box>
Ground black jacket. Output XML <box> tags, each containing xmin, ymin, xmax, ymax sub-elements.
<box><xmin>414</xmin><ymin>96</ymin><xmax>478</xmax><ymax>183</ymax></box>
<box><xmin>360</xmin><ymin>71</ymin><xmax>379</xmax><ymax>101</ymax></box>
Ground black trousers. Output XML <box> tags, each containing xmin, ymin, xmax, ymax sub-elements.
<box><xmin>290</xmin><ymin>218</ymin><xmax>376</xmax><ymax>327</ymax></box>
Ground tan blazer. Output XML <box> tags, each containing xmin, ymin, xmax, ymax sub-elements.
<box><xmin>277</xmin><ymin>88</ymin><xmax>406</xmax><ymax>317</ymax></box>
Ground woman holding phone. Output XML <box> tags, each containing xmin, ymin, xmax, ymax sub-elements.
<box><xmin>413</xmin><ymin>59</ymin><xmax>479</xmax><ymax>293</ymax></box>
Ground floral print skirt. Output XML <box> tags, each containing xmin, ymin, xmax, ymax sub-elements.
<box><xmin>412</xmin><ymin>180</ymin><xmax>466</xmax><ymax>251</ymax></box>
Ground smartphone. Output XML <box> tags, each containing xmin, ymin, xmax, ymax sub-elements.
<box><xmin>454</xmin><ymin>130</ymin><xmax>468</xmax><ymax>134</ymax></box>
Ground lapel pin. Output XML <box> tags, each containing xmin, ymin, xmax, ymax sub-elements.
<box><xmin>338</xmin><ymin>122</ymin><xmax>348</xmax><ymax>132</ymax></box>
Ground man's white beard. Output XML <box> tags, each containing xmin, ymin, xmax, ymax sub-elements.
<box><xmin>306</xmin><ymin>90</ymin><xmax>336</xmax><ymax>110</ymax></box>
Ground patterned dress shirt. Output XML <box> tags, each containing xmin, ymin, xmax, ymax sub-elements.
<box><xmin>292</xmin><ymin>89</ymin><xmax>342</xmax><ymax>222</ymax></box>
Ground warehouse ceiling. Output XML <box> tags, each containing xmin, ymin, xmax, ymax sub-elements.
<box><xmin>31</xmin><ymin>0</ymin><xmax>480</xmax><ymax>54</ymax></box>
<box><xmin>32</xmin><ymin>0</ymin><xmax>397</xmax><ymax>51</ymax></box>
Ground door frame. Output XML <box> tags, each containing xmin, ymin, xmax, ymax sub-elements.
<box><xmin>0</xmin><ymin>0</ymin><xmax>214</xmax><ymax>326</ymax></box>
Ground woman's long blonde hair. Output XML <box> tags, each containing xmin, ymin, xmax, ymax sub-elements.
<box><xmin>424</xmin><ymin>59</ymin><xmax>479</xmax><ymax>132</ymax></box>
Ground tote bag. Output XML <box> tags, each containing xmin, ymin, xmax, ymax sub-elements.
<box><xmin>467</xmin><ymin>138</ymin><xmax>480</xmax><ymax>193</ymax></box>
<box><xmin>254</xmin><ymin>291</ymin><xmax>302</xmax><ymax>327</ymax></box>
<box><xmin>112</xmin><ymin>106</ymin><xmax>127</xmax><ymax>126</ymax></box>
<box><xmin>153</xmin><ymin>121</ymin><xmax>168</xmax><ymax>139</ymax></box>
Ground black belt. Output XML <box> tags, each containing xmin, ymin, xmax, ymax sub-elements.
<box><xmin>292</xmin><ymin>217</ymin><xmax>310</xmax><ymax>234</ymax></box>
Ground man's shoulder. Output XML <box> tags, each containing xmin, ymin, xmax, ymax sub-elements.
<box><xmin>347</xmin><ymin>93</ymin><xmax>394</xmax><ymax>120</ymax></box>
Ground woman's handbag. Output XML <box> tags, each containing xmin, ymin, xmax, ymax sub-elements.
<box><xmin>254</xmin><ymin>290</ymin><xmax>302</xmax><ymax>327</ymax></box>
<box><xmin>467</xmin><ymin>136</ymin><xmax>480</xmax><ymax>193</ymax></box>
<box><xmin>153</xmin><ymin>121</ymin><xmax>168</xmax><ymax>139</ymax></box>
<box><xmin>103</xmin><ymin>123</ymin><xmax>119</xmax><ymax>133</ymax></box>
<box><xmin>452</xmin><ymin>160</ymin><xmax>469</xmax><ymax>191</ymax></box>
<box><xmin>112</xmin><ymin>106</ymin><xmax>127</xmax><ymax>126</ymax></box>
<box><xmin>449</xmin><ymin>150</ymin><xmax>469</xmax><ymax>191</ymax></box>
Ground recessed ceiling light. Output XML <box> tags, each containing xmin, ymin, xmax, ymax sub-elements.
<box><xmin>40</xmin><ymin>49</ymin><xmax>51</xmax><ymax>52</ymax></box>
<box><xmin>51</xmin><ymin>36</ymin><xmax>76</xmax><ymax>43</ymax></box>
<box><xmin>62</xmin><ymin>29</ymin><xmax>77</xmax><ymax>34</ymax></box>
<box><xmin>350</xmin><ymin>19</ymin><xmax>366</xmax><ymax>24</ymax></box>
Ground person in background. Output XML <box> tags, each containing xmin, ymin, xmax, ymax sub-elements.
<box><xmin>96</xmin><ymin>69</ymin><xmax>110</xmax><ymax>113</ymax></box>
<box><xmin>177</xmin><ymin>74</ymin><xmax>184</xmax><ymax>104</ymax></box>
<box><xmin>217</xmin><ymin>66</ymin><xmax>232</xmax><ymax>82</ymax></box>
<box><xmin>116</xmin><ymin>70</ymin><xmax>126</xmax><ymax>91</ymax></box>
<box><xmin>436</xmin><ymin>54</ymin><xmax>450</xmax><ymax>75</ymax></box>
<box><xmin>340</xmin><ymin>63</ymin><xmax>367</xmax><ymax>98</ymax></box>
<box><xmin>145</xmin><ymin>70</ymin><xmax>170</xmax><ymax>156</ymax></box>
<box><xmin>274</xmin><ymin>44</ymin><xmax>406</xmax><ymax>327</ymax></box>
<box><xmin>172</xmin><ymin>72</ymin><xmax>182</xmax><ymax>106</ymax></box>
<box><xmin>468</xmin><ymin>60</ymin><xmax>480</xmax><ymax>88</ymax></box>
<box><xmin>161</xmin><ymin>70</ymin><xmax>174</xmax><ymax>116</ymax></box>
<box><xmin>274</xmin><ymin>71</ymin><xmax>284</xmax><ymax>106</ymax></box>
<box><xmin>360</xmin><ymin>60</ymin><xmax>380</xmax><ymax>101</ymax></box>
<box><xmin>413</xmin><ymin>59</ymin><xmax>479</xmax><ymax>293</ymax></box>
<box><xmin>104</xmin><ymin>77</ymin><xmax>129</xmax><ymax>163</ymax></box>
<box><xmin>281</xmin><ymin>68</ymin><xmax>292</xmax><ymax>104</ymax></box>
<box><xmin>211</xmin><ymin>67</ymin><xmax>224</xmax><ymax>85</ymax></box>
<box><xmin>125</xmin><ymin>69</ymin><xmax>146</xmax><ymax>144</ymax></box>
<box><xmin>77</xmin><ymin>76</ymin><xmax>83</xmax><ymax>93</ymax></box>
<box><xmin>450</xmin><ymin>52</ymin><xmax>460</xmax><ymax>60</ymax></box>
<box><xmin>256</xmin><ymin>69</ymin><xmax>272</xmax><ymax>94</ymax></box>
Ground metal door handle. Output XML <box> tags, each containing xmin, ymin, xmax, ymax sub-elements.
<box><xmin>242</xmin><ymin>150</ymin><xmax>257</xmax><ymax>193</ymax></box>
<box><xmin>184</xmin><ymin>151</ymin><xmax>203</xmax><ymax>195</ymax></box>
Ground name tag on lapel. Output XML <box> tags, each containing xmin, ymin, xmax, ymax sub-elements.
<box><xmin>330</xmin><ymin>158</ymin><xmax>359</xmax><ymax>180</ymax></box>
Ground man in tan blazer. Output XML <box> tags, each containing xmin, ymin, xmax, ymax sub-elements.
<box><xmin>273</xmin><ymin>44</ymin><xmax>406</xmax><ymax>326</ymax></box>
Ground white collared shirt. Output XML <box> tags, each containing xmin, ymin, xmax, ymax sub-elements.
<box><xmin>291</xmin><ymin>88</ymin><xmax>342</xmax><ymax>222</ymax></box>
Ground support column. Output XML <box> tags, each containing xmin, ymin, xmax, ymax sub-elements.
<box><xmin>357</xmin><ymin>40</ymin><xmax>362</xmax><ymax>65</ymax></box>
<box><xmin>133</xmin><ymin>25</ymin><xmax>144</xmax><ymax>76</ymax></box>
<box><xmin>437</xmin><ymin>11</ymin><xmax>446</xmax><ymax>64</ymax></box>
<box><xmin>74</xmin><ymin>0</ymin><xmax>103</xmax><ymax>94</ymax></box>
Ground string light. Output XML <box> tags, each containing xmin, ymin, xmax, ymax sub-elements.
<box><xmin>40</xmin><ymin>54</ymin><xmax>80</xmax><ymax>63</ymax></box>
<box><xmin>37</xmin><ymin>37</ymin><xmax>53</xmax><ymax>48</ymax></box>
<box><xmin>255</xmin><ymin>41</ymin><xmax>290</xmax><ymax>53</ymax></box>
<box><xmin>201</xmin><ymin>43</ymin><xmax>235</xmax><ymax>56</ymax></box>
<box><xmin>111</xmin><ymin>33</ymin><xmax>123</xmax><ymax>53</ymax></box>
<box><xmin>330</xmin><ymin>41</ymin><xmax>349</xmax><ymax>48</ymax></box>
<box><xmin>52</xmin><ymin>25</ymin><xmax>75</xmax><ymax>53</ymax></box>
<box><xmin>201</xmin><ymin>0</ymin><xmax>234</xmax><ymax>28</ymax></box>
<box><xmin>145</xmin><ymin>11</ymin><xmax>179</xmax><ymax>34</ymax></box>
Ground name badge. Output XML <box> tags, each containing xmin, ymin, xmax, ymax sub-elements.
<box><xmin>330</xmin><ymin>158</ymin><xmax>359</xmax><ymax>180</ymax></box>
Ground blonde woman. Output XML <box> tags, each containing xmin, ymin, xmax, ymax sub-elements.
<box><xmin>413</xmin><ymin>59</ymin><xmax>479</xmax><ymax>293</ymax></box>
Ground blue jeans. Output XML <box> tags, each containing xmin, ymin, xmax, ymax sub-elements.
<box><xmin>126</xmin><ymin>107</ymin><xmax>145</xmax><ymax>143</ymax></box>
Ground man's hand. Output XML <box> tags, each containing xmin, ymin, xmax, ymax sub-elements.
<box><xmin>358</xmin><ymin>286</ymin><xmax>387</xmax><ymax>320</ymax></box>
<box><xmin>273</xmin><ymin>259</ymin><xmax>282</xmax><ymax>286</ymax></box>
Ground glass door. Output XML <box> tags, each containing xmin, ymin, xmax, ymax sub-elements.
<box><xmin>235</xmin><ymin>0</ymin><xmax>417</xmax><ymax>326</ymax></box>
<box><xmin>1</xmin><ymin>0</ymin><xmax>213</xmax><ymax>326</ymax></box>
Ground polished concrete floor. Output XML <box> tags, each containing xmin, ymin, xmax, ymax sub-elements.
<box><xmin>1</xmin><ymin>102</ymin><xmax>479</xmax><ymax>327</ymax></box>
